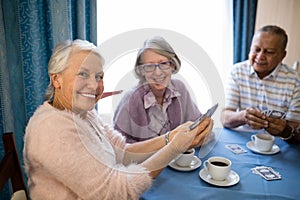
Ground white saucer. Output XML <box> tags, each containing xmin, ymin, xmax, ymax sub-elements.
<box><xmin>168</xmin><ymin>156</ymin><xmax>201</xmax><ymax>171</ymax></box>
<box><xmin>199</xmin><ymin>169</ymin><xmax>240</xmax><ymax>187</ymax></box>
<box><xmin>246</xmin><ymin>141</ymin><xmax>280</xmax><ymax>155</ymax></box>
<box><xmin>232</xmin><ymin>125</ymin><xmax>257</xmax><ymax>133</ymax></box>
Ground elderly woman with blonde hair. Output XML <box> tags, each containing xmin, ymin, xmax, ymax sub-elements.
<box><xmin>23</xmin><ymin>39</ymin><xmax>213</xmax><ymax>199</ymax></box>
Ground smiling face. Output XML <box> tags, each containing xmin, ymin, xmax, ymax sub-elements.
<box><xmin>140</xmin><ymin>49</ymin><xmax>174</xmax><ymax>98</ymax></box>
<box><xmin>52</xmin><ymin>50</ymin><xmax>104</xmax><ymax>115</ymax></box>
<box><xmin>249</xmin><ymin>32</ymin><xmax>286</xmax><ymax>79</ymax></box>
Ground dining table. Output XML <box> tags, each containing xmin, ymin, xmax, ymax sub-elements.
<box><xmin>141</xmin><ymin>127</ymin><xmax>300</xmax><ymax>200</ymax></box>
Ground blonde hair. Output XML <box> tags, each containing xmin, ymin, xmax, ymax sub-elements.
<box><xmin>45</xmin><ymin>39</ymin><xmax>104</xmax><ymax>101</ymax></box>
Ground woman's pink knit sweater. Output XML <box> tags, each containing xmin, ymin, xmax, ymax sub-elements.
<box><xmin>23</xmin><ymin>102</ymin><xmax>152</xmax><ymax>200</ymax></box>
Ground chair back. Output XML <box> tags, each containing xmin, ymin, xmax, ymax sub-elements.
<box><xmin>0</xmin><ymin>132</ymin><xmax>28</xmax><ymax>200</ymax></box>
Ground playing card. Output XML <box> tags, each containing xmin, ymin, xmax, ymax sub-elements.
<box><xmin>189</xmin><ymin>103</ymin><xmax>218</xmax><ymax>130</ymax></box>
<box><xmin>261</xmin><ymin>109</ymin><xmax>271</xmax><ymax>116</ymax></box>
<box><xmin>269</xmin><ymin>110</ymin><xmax>286</xmax><ymax>119</ymax></box>
<box><xmin>225</xmin><ymin>144</ymin><xmax>247</xmax><ymax>154</ymax></box>
<box><xmin>252</xmin><ymin>166</ymin><xmax>281</xmax><ymax>181</ymax></box>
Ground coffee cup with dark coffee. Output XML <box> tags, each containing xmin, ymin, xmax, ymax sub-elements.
<box><xmin>203</xmin><ymin>156</ymin><xmax>231</xmax><ymax>181</ymax></box>
<box><xmin>175</xmin><ymin>148</ymin><xmax>195</xmax><ymax>167</ymax></box>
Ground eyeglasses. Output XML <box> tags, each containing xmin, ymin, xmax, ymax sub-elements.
<box><xmin>139</xmin><ymin>60</ymin><xmax>173</xmax><ymax>72</ymax></box>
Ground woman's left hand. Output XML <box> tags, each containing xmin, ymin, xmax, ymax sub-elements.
<box><xmin>190</xmin><ymin>118</ymin><xmax>214</xmax><ymax>148</ymax></box>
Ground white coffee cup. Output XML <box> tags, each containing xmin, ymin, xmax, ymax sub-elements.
<box><xmin>175</xmin><ymin>148</ymin><xmax>195</xmax><ymax>167</ymax></box>
<box><xmin>251</xmin><ymin>133</ymin><xmax>274</xmax><ymax>152</ymax></box>
<box><xmin>203</xmin><ymin>156</ymin><xmax>231</xmax><ymax>181</ymax></box>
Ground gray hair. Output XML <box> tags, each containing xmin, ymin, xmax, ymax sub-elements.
<box><xmin>134</xmin><ymin>36</ymin><xmax>181</xmax><ymax>81</ymax></box>
<box><xmin>255</xmin><ymin>25</ymin><xmax>288</xmax><ymax>51</ymax></box>
<box><xmin>45</xmin><ymin>39</ymin><xmax>104</xmax><ymax>101</ymax></box>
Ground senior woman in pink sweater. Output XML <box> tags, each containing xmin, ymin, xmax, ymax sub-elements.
<box><xmin>23</xmin><ymin>39</ymin><xmax>213</xmax><ymax>200</ymax></box>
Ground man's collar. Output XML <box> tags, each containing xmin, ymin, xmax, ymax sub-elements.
<box><xmin>249</xmin><ymin>62</ymin><xmax>282</xmax><ymax>80</ymax></box>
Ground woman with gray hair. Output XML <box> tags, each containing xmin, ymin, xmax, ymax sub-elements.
<box><xmin>114</xmin><ymin>36</ymin><xmax>207</xmax><ymax>143</ymax></box>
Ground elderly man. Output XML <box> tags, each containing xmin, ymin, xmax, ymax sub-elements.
<box><xmin>221</xmin><ymin>25</ymin><xmax>300</xmax><ymax>143</ymax></box>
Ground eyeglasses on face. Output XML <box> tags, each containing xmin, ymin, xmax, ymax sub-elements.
<box><xmin>139</xmin><ymin>60</ymin><xmax>174</xmax><ymax>72</ymax></box>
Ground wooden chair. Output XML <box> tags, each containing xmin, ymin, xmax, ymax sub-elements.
<box><xmin>0</xmin><ymin>132</ymin><xmax>28</xmax><ymax>200</ymax></box>
<box><xmin>101</xmin><ymin>90</ymin><xmax>123</xmax><ymax>99</ymax></box>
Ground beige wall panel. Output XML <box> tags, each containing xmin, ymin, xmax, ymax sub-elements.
<box><xmin>255</xmin><ymin>0</ymin><xmax>300</xmax><ymax>69</ymax></box>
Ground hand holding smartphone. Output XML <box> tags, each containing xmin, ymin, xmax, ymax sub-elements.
<box><xmin>189</xmin><ymin>103</ymin><xmax>218</xmax><ymax>130</ymax></box>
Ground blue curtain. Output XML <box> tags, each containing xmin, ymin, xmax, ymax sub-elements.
<box><xmin>0</xmin><ymin>0</ymin><xmax>97</xmax><ymax>199</ymax></box>
<box><xmin>233</xmin><ymin>0</ymin><xmax>257</xmax><ymax>64</ymax></box>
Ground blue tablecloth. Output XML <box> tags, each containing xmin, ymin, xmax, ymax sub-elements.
<box><xmin>141</xmin><ymin>128</ymin><xmax>300</xmax><ymax>200</ymax></box>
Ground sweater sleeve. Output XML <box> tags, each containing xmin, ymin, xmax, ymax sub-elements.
<box><xmin>113</xmin><ymin>90</ymin><xmax>134</xmax><ymax>137</ymax></box>
<box><xmin>24</xmin><ymin>110</ymin><xmax>152</xmax><ymax>200</ymax></box>
<box><xmin>113</xmin><ymin>88</ymin><xmax>148</xmax><ymax>143</ymax></box>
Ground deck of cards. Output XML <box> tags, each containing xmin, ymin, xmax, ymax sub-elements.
<box><xmin>252</xmin><ymin>166</ymin><xmax>281</xmax><ymax>181</ymax></box>
<box><xmin>261</xmin><ymin>109</ymin><xmax>286</xmax><ymax>119</ymax></box>
<box><xmin>225</xmin><ymin>144</ymin><xmax>247</xmax><ymax>154</ymax></box>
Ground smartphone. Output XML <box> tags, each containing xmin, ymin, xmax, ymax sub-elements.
<box><xmin>189</xmin><ymin>103</ymin><xmax>218</xmax><ymax>130</ymax></box>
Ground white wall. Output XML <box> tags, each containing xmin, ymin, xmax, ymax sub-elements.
<box><xmin>97</xmin><ymin>0</ymin><xmax>233</xmax><ymax>127</ymax></box>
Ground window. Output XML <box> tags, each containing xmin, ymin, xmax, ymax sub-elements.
<box><xmin>97</xmin><ymin>0</ymin><xmax>233</xmax><ymax>127</ymax></box>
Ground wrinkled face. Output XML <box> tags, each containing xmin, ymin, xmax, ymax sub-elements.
<box><xmin>249</xmin><ymin>32</ymin><xmax>286</xmax><ymax>79</ymax></box>
<box><xmin>53</xmin><ymin>51</ymin><xmax>104</xmax><ymax>114</ymax></box>
<box><xmin>140</xmin><ymin>50</ymin><xmax>174</xmax><ymax>96</ymax></box>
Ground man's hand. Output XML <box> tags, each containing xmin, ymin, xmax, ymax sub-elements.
<box><xmin>264</xmin><ymin>117</ymin><xmax>286</xmax><ymax>136</ymax></box>
<box><xmin>244</xmin><ymin>107</ymin><xmax>268</xmax><ymax>129</ymax></box>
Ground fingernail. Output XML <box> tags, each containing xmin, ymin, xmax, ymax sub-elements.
<box><xmin>264</xmin><ymin>122</ymin><xmax>268</xmax><ymax>128</ymax></box>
